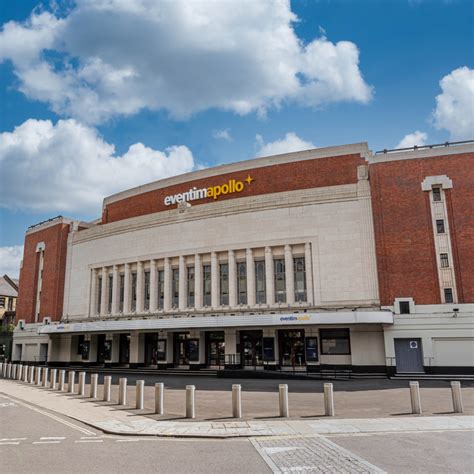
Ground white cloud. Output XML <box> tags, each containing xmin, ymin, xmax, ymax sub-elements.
<box><xmin>0</xmin><ymin>119</ymin><xmax>194</xmax><ymax>213</ymax></box>
<box><xmin>433</xmin><ymin>67</ymin><xmax>474</xmax><ymax>140</ymax></box>
<box><xmin>0</xmin><ymin>1</ymin><xmax>373</xmax><ymax>123</ymax></box>
<box><xmin>213</xmin><ymin>129</ymin><xmax>233</xmax><ymax>142</ymax></box>
<box><xmin>255</xmin><ymin>132</ymin><xmax>315</xmax><ymax>157</ymax></box>
<box><xmin>396</xmin><ymin>131</ymin><xmax>428</xmax><ymax>149</ymax></box>
<box><xmin>0</xmin><ymin>245</ymin><xmax>23</xmax><ymax>278</ymax></box>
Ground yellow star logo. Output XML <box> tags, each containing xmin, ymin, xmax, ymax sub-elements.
<box><xmin>245</xmin><ymin>175</ymin><xmax>254</xmax><ymax>185</ymax></box>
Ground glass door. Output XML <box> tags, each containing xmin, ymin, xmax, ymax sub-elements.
<box><xmin>240</xmin><ymin>331</ymin><xmax>263</xmax><ymax>367</ymax></box>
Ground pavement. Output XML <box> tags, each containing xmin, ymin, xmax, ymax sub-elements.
<box><xmin>0</xmin><ymin>377</ymin><xmax>473</xmax><ymax>438</ymax></box>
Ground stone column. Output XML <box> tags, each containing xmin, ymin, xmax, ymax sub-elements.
<box><xmin>305</xmin><ymin>243</ymin><xmax>314</xmax><ymax>305</ymax></box>
<box><xmin>224</xmin><ymin>329</ymin><xmax>238</xmax><ymax>368</ymax></box>
<box><xmin>194</xmin><ymin>254</ymin><xmax>202</xmax><ymax>309</ymax></box>
<box><xmin>100</xmin><ymin>267</ymin><xmax>107</xmax><ymax>316</ymax></box>
<box><xmin>284</xmin><ymin>244</ymin><xmax>295</xmax><ymax>305</ymax></box>
<box><xmin>136</xmin><ymin>261</ymin><xmax>144</xmax><ymax>313</ymax></box>
<box><xmin>123</xmin><ymin>263</ymin><xmax>131</xmax><ymax>314</ymax></box>
<box><xmin>89</xmin><ymin>269</ymin><xmax>97</xmax><ymax>316</ymax></box>
<box><xmin>228</xmin><ymin>250</ymin><xmax>237</xmax><ymax>308</ymax></box>
<box><xmin>246</xmin><ymin>248</ymin><xmax>256</xmax><ymax>307</ymax></box>
<box><xmin>163</xmin><ymin>257</ymin><xmax>172</xmax><ymax>311</ymax></box>
<box><xmin>265</xmin><ymin>246</ymin><xmax>275</xmax><ymax>306</ymax></box>
<box><xmin>111</xmin><ymin>265</ymin><xmax>119</xmax><ymax>315</ymax></box>
<box><xmin>211</xmin><ymin>252</ymin><xmax>219</xmax><ymax>308</ymax></box>
<box><xmin>178</xmin><ymin>256</ymin><xmax>187</xmax><ymax>311</ymax></box>
<box><xmin>149</xmin><ymin>259</ymin><xmax>157</xmax><ymax>312</ymax></box>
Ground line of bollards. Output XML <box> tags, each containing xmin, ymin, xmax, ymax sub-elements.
<box><xmin>0</xmin><ymin>364</ymin><xmax>466</xmax><ymax>418</ymax></box>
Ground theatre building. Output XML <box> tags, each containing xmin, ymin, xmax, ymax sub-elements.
<box><xmin>12</xmin><ymin>141</ymin><xmax>474</xmax><ymax>376</ymax></box>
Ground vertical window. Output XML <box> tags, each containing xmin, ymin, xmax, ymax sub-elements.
<box><xmin>440</xmin><ymin>253</ymin><xmax>449</xmax><ymax>268</ymax></box>
<box><xmin>119</xmin><ymin>274</ymin><xmax>124</xmax><ymax>312</ymax></box>
<box><xmin>237</xmin><ymin>262</ymin><xmax>247</xmax><ymax>304</ymax></box>
<box><xmin>320</xmin><ymin>329</ymin><xmax>351</xmax><ymax>355</ymax></box>
<box><xmin>432</xmin><ymin>187</ymin><xmax>442</xmax><ymax>202</ymax></box>
<box><xmin>172</xmin><ymin>268</ymin><xmax>179</xmax><ymax>308</ymax></box>
<box><xmin>108</xmin><ymin>274</ymin><xmax>113</xmax><ymax>313</ymax></box>
<box><xmin>293</xmin><ymin>257</ymin><xmax>307</xmax><ymax>302</ymax></box>
<box><xmin>8</xmin><ymin>298</ymin><xmax>13</xmax><ymax>311</ymax></box>
<box><xmin>131</xmin><ymin>272</ymin><xmax>137</xmax><ymax>311</ymax></box>
<box><xmin>274</xmin><ymin>258</ymin><xmax>286</xmax><ymax>303</ymax></box>
<box><xmin>144</xmin><ymin>271</ymin><xmax>150</xmax><ymax>310</ymax></box>
<box><xmin>255</xmin><ymin>260</ymin><xmax>266</xmax><ymax>304</ymax></box>
<box><xmin>157</xmin><ymin>270</ymin><xmax>164</xmax><ymax>309</ymax></box>
<box><xmin>220</xmin><ymin>263</ymin><xmax>229</xmax><ymax>305</ymax></box>
<box><xmin>444</xmin><ymin>288</ymin><xmax>454</xmax><ymax>303</ymax></box>
<box><xmin>203</xmin><ymin>265</ymin><xmax>212</xmax><ymax>306</ymax></box>
<box><xmin>0</xmin><ymin>297</ymin><xmax>5</xmax><ymax>308</ymax></box>
<box><xmin>96</xmin><ymin>276</ymin><xmax>102</xmax><ymax>314</ymax></box>
<box><xmin>436</xmin><ymin>219</ymin><xmax>445</xmax><ymax>234</ymax></box>
<box><xmin>399</xmin><ymin>301</ymin><xmax>410</xmax><ymax>314</ymax></box>
<box><xmin>187</xmin><ymin>266</ymin><xmax>195</xmax><ymax>307</ymax></box>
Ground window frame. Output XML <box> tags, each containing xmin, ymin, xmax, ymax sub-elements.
<box><xmin>444</xmin><ymin>288</ymin><xmax>454</xmax><ymax>303</ymax></box>
<box><xmin>274</xmin><ymin>258</ymin><xmax>286</xmax><ymax>303</ymax></box>
<box><xmin>255</xmin><ymin>260</ymin><xmax>266</xmax><ymax>304</ymax></box>
<box><xmin>237</xmin><ymin>261</ymin><xmax>247</xmax><ymax>305</ymax></box>
<box><xmin>436</xmin><ymin>219</ymin><xmax>445</xmax><ymax>234</ymax></box>
<box><xmin>440</xmin><ymin>253</ymin><xmax>449</xmax><ymax>268</ymax></box>
<box><xmin>320</xmin><ymin>329</ymin><xmax>351</xmax><ymax>355</ymax></box>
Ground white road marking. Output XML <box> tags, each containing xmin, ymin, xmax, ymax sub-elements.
<box><xmin>0</xmin><ymin>442</ymin><xmax>20</xmax><ymax>445</ymax></box>
<box><xmin>75</xmin><ymin>439</ymin><xmax>103</xmax><ymax>443</ymax></box>
<box><xmin>40</xmin><ymin>437</ymin><xmax>66</xmax><ymax>440</ymax></box>
<box><xmin>0</xmin><ymin>438</ymin><xmax>27</xmax><ymax>441</ymax></box>
<box><xmin>115</xmin><ymin>439</ymin><xmax>140</xmax><ymax>442</ymax></box>
<box><xmin>0</xmin><ymin>394</ymin><xmax>96</xmax><ymax>436</ymax></box>
<box><xmin>33</xmin><ymin>441</ymin><xmax>61</xmax><ymax>445</ymax></box>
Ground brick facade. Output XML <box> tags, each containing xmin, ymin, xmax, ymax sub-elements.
<box><xmin>369</xmin><ymin>151</ymin><xmax>474</xmax><ymax>306</ymax></box>
<box><xmin>103</xmin><ymin>153</ymin><xmax>365</xmax><ymax>224</ymax></box>
<box><xmin>16</xmin><ymin>222</ymin><xmax>71</xmax><ymax>323</ymax></box>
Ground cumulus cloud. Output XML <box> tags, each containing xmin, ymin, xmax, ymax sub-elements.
<box><xmin>433</xmin><ymin>67</ymin><xmax>474</xmax><ymax>140</ymax></box>
<box><xmin>0</xmin><ymin>245</ymin><xmax>23</xmax><ymax>278</ymax></box>
<box><xmin>0</xmin><ymin>119</ymin><xmax>194</xmax><ymax>213</ymax></box>
<box><xmin>396</xmin><ymin>131</ymin><xmax>428</xmax><ymax>149</ymax></box>
<box><xmin>0</xmin><ymin>1</ymin><xmax>373</xmax><ymax>123</ymax></box>
<box><xmin>255</xmin><ymin>132</ymin><xmax>315</xmax><ymax>157</ymax></box>
<box><xmin>213</xmin><ymin>129</ymin><xmax>233</xmax><ymax>142</ymax></box>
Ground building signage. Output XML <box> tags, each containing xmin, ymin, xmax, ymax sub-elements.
<box><xmin>164</xmin><ymin>175</ymin><xmax>254</xmax><ymax>206</ymax></box>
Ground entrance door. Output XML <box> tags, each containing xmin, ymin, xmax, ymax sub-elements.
<box><xmin>174</xmin><ymin>333</ymin><xmax>190</xmax><ymax>366</ymax></box>
<box><xmin>145</xmin><ymin>333</ymin><xmax>158</xmax><ymax>366</ymax></box>
<box><xmin>119</xmin><ymin>334</ymin><xmax>130</xmax><ymax>364</ymax></box>
<box><xmin>206</xmin><ymin>332</ymin><xmax>225</xmax><ymax>367</ymax></box>
<box><xmin>39</xmin><ymin>343</ymin><xmax>48</xmax><ymax>363</ymax></box>
<box><xmin>279</xmin><ymin>330</ymin><xmax>306</xmax><ymax>368</ymax></box>
<box><xmin>240</xmin><ymin>331</ymin><xmax>263</xmax><ymax>367</ymax></box>
<box><xmin>97</xmin><ymin>334</ymin><xmax>106</xmax><ymax>364</ymax></box>
<box><xmin>395</xmin><ymin>338</ymin><xmax>424</xmax><ymax>373</ymax></box>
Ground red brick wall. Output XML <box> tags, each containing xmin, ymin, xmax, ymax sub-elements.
<box><xmin>104</xmin><ymin>154</ymin><xmax>366</xmax><ymax>223</ymax></box>
<box><xmin>370</xmin><ymin>152</ymin><xmax>474</xmax><ymax>305</ymax></box>
<box><xmin>16</xmin><ymin>222</ymin><xmax>71</xmax><ymax>323</ymax></box>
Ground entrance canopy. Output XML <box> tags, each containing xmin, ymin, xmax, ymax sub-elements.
<box><xmin>38</xmin><ymin>311</ymin><xmax>393</xmax><ymax>335</ymax></box>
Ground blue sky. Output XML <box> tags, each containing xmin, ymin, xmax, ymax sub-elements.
<box><xmin>0</xmin><ymin>0</ymin><xmax>473</xmax><ymax>276</ymax></box>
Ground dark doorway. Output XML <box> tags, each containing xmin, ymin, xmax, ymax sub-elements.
<box><xmin>174</xmin><ymin>332</ymin><xmax>190</xmax><ymax>366</ymax></box>
<box><xmin>240</xmin><ymin>330</ymin><xmax>263</xmax><ymax>367</ymax></box>
<box><xmin>145</xmin><ymin>333</ymin><xmax>158</xmax><ymax>366</ymax></box>
<box><xmin>206</xmin><ymin>332</ymin><xmax>225</xmax><ymax>367</ymax></box>
<box><xmin>395</xmin><ymin>338</ymin><xmax>424</xmax><ymax>373</ymax></box>
<box><xmin>278</xmin><ymin>330</ymin><xmax>306</xmax><ymax>368</ymax></box>
<box><xmin>119</xmin><ymin>334</ymin><xmax>130</xmax><ymax>365</ymax></box>
<box><xmin>97</xmin><ymin>334</ymin><xmax>106</xmax><ymax>364</ymax></box>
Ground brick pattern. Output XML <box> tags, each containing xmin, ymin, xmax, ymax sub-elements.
<box><xmin>16</xmin><ymin>223</ymin><xmax>71</xmax><ymax>323</ymax></box>
<box><xmin>370</xmin><ymin>152</ymin><xmax>474</xmax><ymax>305</ymax></box>
<box><xmin>103</xmin><ymin>154</ymin><xmax>365</xmax><ymax>224</ymax></box>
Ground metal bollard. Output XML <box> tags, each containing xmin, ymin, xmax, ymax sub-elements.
<box><xmin>17</xmin><ymin>365</ymin><xmax>23</xmax><ymax>381</ymax></box>
<box><xmin>451</xmin><ymin>381</ymin><xmax>463</xmax><ymax>413</ymax></box>
<box><xmin>68</xmin><ymin>371</ymin><xmax>76</xmax><ymax>394</ymax></box>
<box><xmin>232</xmin><ymin>384</ymin><xmax>242</xmax><ymax>418</ymax></box>
<box><xmin>186</xmin><ymin>385</ymin><xmax>196</xmax><ymax>419</ymax></box>
<box><xmin>118</xmin><ymin>378</ymin><xmax>127</xmax><ymax>405</ymax></box>
<box><xmin>23</xmin><ymin>365</ymin><xmax>29</xmax><ymax>382</ymax></box>
<box><xmin>136</xmin><ymin>380</ymin><xmax>145</xmax><ymax>410</ymax></box>
<box><xmin>103</xmin><ymin>376</ymin><xmax>112</xmax><ymax>402</ymax></box>
<box><xmin>42</xmin><ymin>368</ymin><xmax>49</xmax><ymax>387</ymax></box>
<box><xmin>36</xmin><ymin>367</ymin><xmax>42</xmax><ymax>386</ymax></box>
<box><xmin>324</xmin><ymin>383</ymin><xmax>335</xmax><ymax>417</ymax></box>
<box><xmin>409</xmin><ymin>381</ymin><xmax>422</xmax><ymax>414</ymax></box>
<box><xmin>50</xmin><ymin>369</ymin><xmax>57</xmax><ymax>390</ymax></box>
<box><xmin>0</xmin><ymin>362</ymin><xmax>3</xmax><ymax>376</ymax></box>
<box><xmin>58</xmin><ymin>370</ymin><xmax>66</xmax><ymax>391</ymax></box>
<box><xmin>279</xmin><ymin>384</ymin><xmax>289</xmax><ymax>418</ymax></box>
<box><xmin>90</xmin><ymin>374</ymin><xmax>98</xmax><ymax>398</ymax></box>
<box><xmin>155</xmin><ymin>383</ymin><xmax>164</xmax><ymax>415</ymax></box>
<box><xmin>12</xmin><ymin>364</ymin><xmax>17</xmax><ymax>379</ymax></box>
<box><xmin>78</xmin><ymin>372</ymin><xmax>86</xmax><ymax>396</ymax></box>
<box><xmin>29</xmin><ymin>366</ymin><xmax>35</xmax><ymax>384</ymax></box>
<box><xmin>7</xmin><ymin>363</ymin><xmax>12</xmax><ymax>379</ymax></box>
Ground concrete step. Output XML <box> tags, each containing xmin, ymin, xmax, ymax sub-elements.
<box><xmin>391</xmin><ymin>374</ymin><xmax>474</xmax><ymax>381</ymax></box>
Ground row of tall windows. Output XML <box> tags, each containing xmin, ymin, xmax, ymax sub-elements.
<box><xmin>97</xmin><ymin>256</ymin><xmax>307</xmax><ymax>313</ymax></box>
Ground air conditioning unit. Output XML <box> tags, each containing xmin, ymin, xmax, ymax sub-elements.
<box><xmin>18</xmin><ymin>319</ymin><xmax>25</xmax><ymax>330</ymax></box>
<box><xmin>43</xmin><ymin>317</ymin><xmax>51</xmax><ymax>325</ymax></box>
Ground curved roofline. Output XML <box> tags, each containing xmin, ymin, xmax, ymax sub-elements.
<box><xmin>103</xmin><ymin>142</ymin><xmax>371</xmax><ymax>208</ymax></box>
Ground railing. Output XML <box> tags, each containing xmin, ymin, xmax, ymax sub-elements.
<box><xmin>375</xmin><ymin>139</ymin><xmax>474</xmax><ymax>155</ymax></box>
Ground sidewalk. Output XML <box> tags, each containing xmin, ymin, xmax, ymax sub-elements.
<box><xmin>1</xmin><ymin>379</ymin><xmax>473</xmax><ymax>438</ymax></box>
